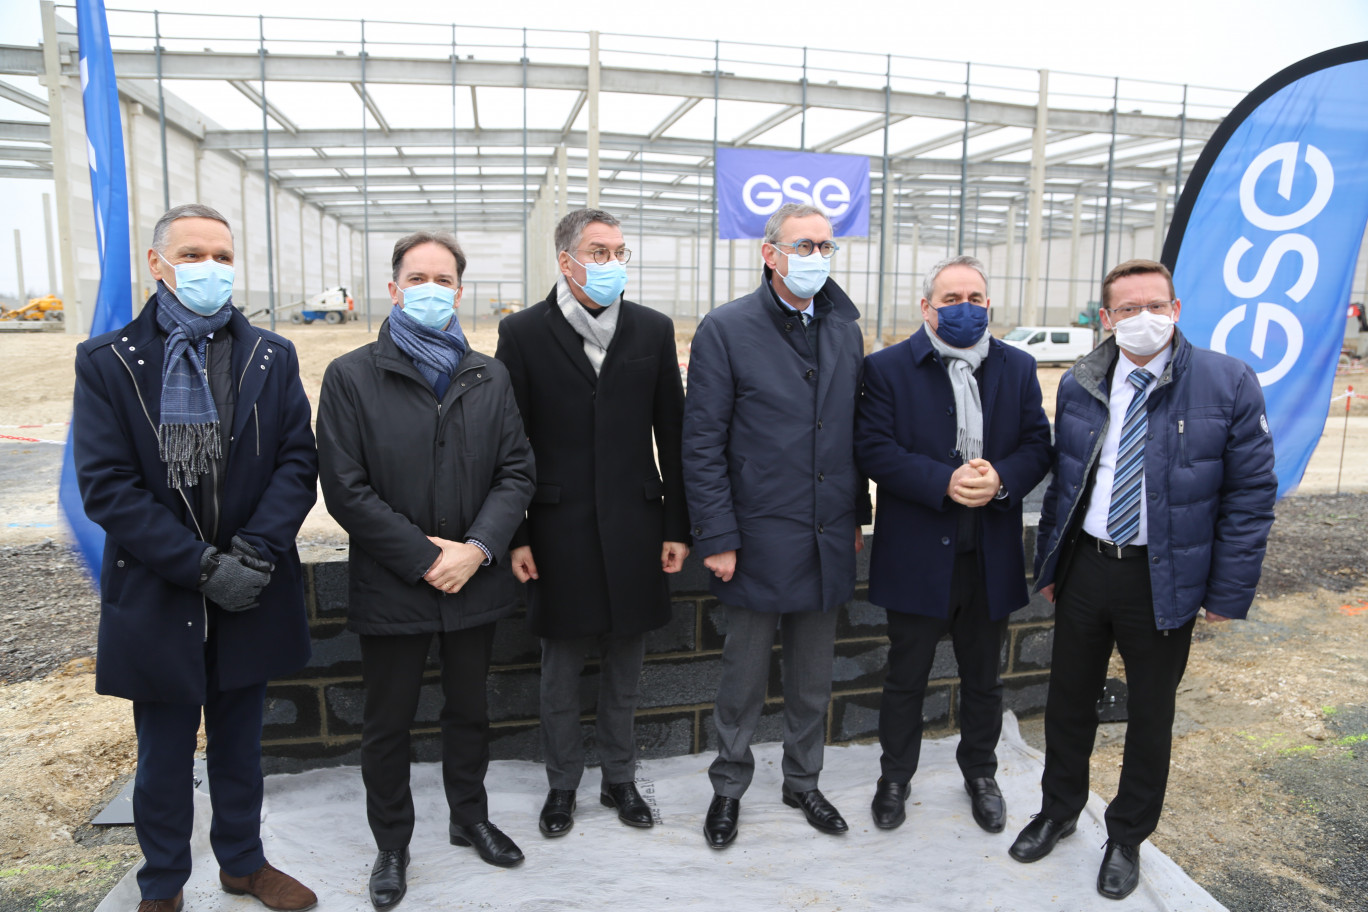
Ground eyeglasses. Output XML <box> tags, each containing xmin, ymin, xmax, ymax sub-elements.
<box><xmin>1108</xmin><ymin>299</ymin><xmax>1175</xmax><ymax>320</ymax></box>
<box><xmin>576</xmin><ymin>246</ymin><xmax>632</xmax><ymax>265</ymax></box>
<box><xmin>770</xmin><ymin>238</ymin><xmax>839</xmax><ymax>259</ymax></box>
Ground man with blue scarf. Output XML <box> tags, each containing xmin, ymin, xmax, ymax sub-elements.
<box><xmin>318</xmin><ymin>232</ymin><xmax>534</xmax><ymax>909</ymax></box>
<box><xmin>73</xmin><ymin>204</ymin><xmax>319</xmax><ymax>912</ymax></box>
<box><xmin>854</xmin><ymin>255</ymin><xmax>1052</xmax><ymax>837</ymax></box>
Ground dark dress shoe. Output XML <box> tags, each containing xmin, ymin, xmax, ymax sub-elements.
<box><xmin>781</xmin><ymin>785</ymin><xmax>848</xmax><ymax>835</ymax></box>
<box><xmin>600</xmin><ymin>780</ymin><xmax>654</xmax><ymax>828</ymax></box>
<box><xmin>964</xmin><ymin>777</ymin><xmax>1007</xmax><ymax>833</ymax></box>
<box><xmin>449</xmin><ymin>820</ymin><xmax>525</xmax><ymax>868</ymax></box>
<box><xmin>539</xmin><ymin>788</ymin><xmax>576</xmax><ymax>837</ymax></box>
<box><xmin>136</xmin><ymin>890</ymin><xmax>183</xmax><ymax>912</ymax></box>
<box><xmin>703</xmin><ymin>794</ymin><xmax>740</xmax><ymax>849</ymax></box>
<box><xmin>1008</xmin><ymin>813</ymin><xmax>1079</xmax><ymax>863</ymax></box>
<box><xmin>1098</xmin><ymin>841</ymin><xmax>1141</xmax><ymax>900</ymax></box>
<box><xmin>368</xmin><ymin>848</ymin><xmax>409</xmax><ymax>910</ymax></box>
<box><xmin>870</xmin><ymin>778</ymin><xmax>909</xmax><ymax>830</ymax></box>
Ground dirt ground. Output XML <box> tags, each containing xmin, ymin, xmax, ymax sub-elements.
<box><xmin>2</xmin><ymin>321</ymin><xmax>1368</xmax><ymax>911</ymax></box>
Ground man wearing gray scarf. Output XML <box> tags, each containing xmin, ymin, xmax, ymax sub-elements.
<box><xmin>854</xmin><ymin>255</ymin><xmax>1053</xmax><ymax>836</ymax></box>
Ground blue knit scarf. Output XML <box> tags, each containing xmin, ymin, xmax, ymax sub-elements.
<box><xmin>154</xmin><ymin>282</ymin><xmax>233</xmax><ymax>490</ymax></box>
<box><xmin>386</xmin><ymin>304</ymin><xmax>468</xmax><ymax>397</ymax></box>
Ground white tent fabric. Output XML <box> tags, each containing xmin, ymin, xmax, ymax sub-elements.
<box><xmin>97</xmin><ymin>714</ymin><xmax>1225</xmax><ymax>911</ymax></box>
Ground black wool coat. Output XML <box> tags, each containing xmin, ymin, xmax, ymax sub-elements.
<box><xmin>495</xmin><ymin>290</ymin><xmax>688</xmax><ymax>639</ymax></box>
<box><xmin>317</xmin><ymin>321</ymin><xmax>535</xmax><ymax>635</ymax></box>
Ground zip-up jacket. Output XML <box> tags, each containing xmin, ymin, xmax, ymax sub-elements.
<box><xmin>1034</xmin><ymin>328</ymin><xmax>1276</xmax><ymax>629</ymax></box>
<box><xmin>73</xmin><ymin>294</ymin><xmax>318</xmax><ymax>703</ymax></box>
<box><xmin>317</xmin><ymin>320</ymin><xmax>535</xmax><ymax>635</ymax></box>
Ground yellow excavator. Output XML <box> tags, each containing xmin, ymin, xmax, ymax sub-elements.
<box><xmin>0</xmin><ymin>295</ymin><xmax>63</xmax><ymax>322</ymax></box>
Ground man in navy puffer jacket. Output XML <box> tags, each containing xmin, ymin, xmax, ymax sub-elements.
<box><xmin>1009</xmin><ymin>259</ymin><xmax>1276</xmax><ymax>901</ymax></box>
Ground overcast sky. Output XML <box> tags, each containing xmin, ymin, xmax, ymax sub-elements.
<box><xmin>1</xmin><ymin>0</ymin><xmax>1365</xmax><ymax>297</ymax></box>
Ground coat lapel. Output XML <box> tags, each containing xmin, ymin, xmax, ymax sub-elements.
<box><xmin>545</xmin><ymin>294</ymin><xmax>601</xmax><ymax>388</ymax></box>
<box><xmin>980</xmin><ymin>339</ymin><xmax>1004</xmax><ymax>429</ymax></box>
<box><xmin>814</xmin><ymin>306</ymin><xmax>847</xmax><ymax>415</ymax></box>
<box><xmin>228</xmin><ymin>310</ymin><xmax>270</xmax><ymax>443</ymax></box>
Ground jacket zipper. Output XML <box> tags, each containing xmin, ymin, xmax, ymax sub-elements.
<box><xmin>113</xmin><ymin>347</ymin><xmax>210</xmax><ymax>641</ymax></box>
<box><xmin>1178</xmin><ymin>418</ymin><xmax>1186</xmax><ymax>465</ymax></box>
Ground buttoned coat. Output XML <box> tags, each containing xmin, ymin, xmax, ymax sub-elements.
<box><xmin>682</xmin><ymin>271</ymin><xmax>870</xmax><ymax>614</ymax></box>
<box><xmin>316</xmin><ymin>321</ymin><xmax>535</xmax><ymax>635</ymax></box>
<box><xmin>855</xmin><ymin>327</ymin><xmax>1053</xmax><ymax>620</ymax></box>
<box><xmin>73</xmin><ymin>294</ymin><xmax>318</xmax><ymax>704</ymax></box>
<box><xmin>495</xmin><ymin>291</ymin><xmax>688</xmax><ymax>639</ymax></box>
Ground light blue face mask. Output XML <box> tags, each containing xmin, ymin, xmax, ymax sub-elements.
<box><xmin>400</xmin><ymin>282</ymin><xmax>457</xmax><ymax>329</ymax></box>
<box><xmin>774</xmin><ymin>247</ymin><xmax>830</xmax><ymax>300</ymax></box>
<box><xmin>158</xmin><ymin>251</ymin><xmax>235</xmax><ymax>316</ymax></box>
<box><xmin>570</xmin><ymin>257</ymin><xmax>628</xmax><ymax>307</ymax></box>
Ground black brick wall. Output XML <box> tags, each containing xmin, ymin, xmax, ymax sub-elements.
<box><xmin>262</xmin><ymin>527</ymin><xmax>1055</xmax><ymax>773</ymax></box>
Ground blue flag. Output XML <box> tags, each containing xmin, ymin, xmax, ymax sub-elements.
<box><xmin>716</xmin><ymin>148</ymin><xmax>870</xmax><ymax>239</ymax></box>
<box><xmin>62</xmin><ymin>0</ymin><xmax>134</xmax><ymax>585</ymax></box>
<box><xmin>1162</xmin><ymin>43</ymin><xmax>1368</xmax><ymax>499</ymax></box>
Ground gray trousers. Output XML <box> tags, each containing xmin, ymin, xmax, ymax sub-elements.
<box><xmin>709</xmin><ymin>605</ymin><xmax>839</xmax><ymax>798</ymax></box>
<box><xmin>540</xmin><ymin>633</ymin><xmax>647</xmax><ymax>790</ymax></box>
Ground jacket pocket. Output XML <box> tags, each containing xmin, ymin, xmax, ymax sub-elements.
<box><xmin>624</xmin><ymin>355</ymin><xmax>655</xmax><ymax>373</ymax></box>
<box><xmin>533</xmin><ymin>484</ymin><xmax>561</xmax><ymax>504</ymax></box>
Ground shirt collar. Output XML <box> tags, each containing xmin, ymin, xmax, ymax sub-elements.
<box><xmin>766</xmin><ymin>277</ymin><xmax>815</xmax><ymax>320</ymax></box>
<box><xmin>1114</xmin><ymin>341</ymin><xmax>1172</xmax><ymax>389</ymax></box>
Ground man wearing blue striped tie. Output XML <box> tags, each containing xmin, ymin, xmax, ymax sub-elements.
<box><xmin>1010</xmin><ymin>259</ymin><xmax>1277</xmax><ymax>900</ymax></box>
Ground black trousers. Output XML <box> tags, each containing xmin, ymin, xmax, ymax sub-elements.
<box><xmin>132</xmin><ymin>638</ymin><xmax>266</xmax><ymax>900</ymax></box>
<box><xmin>1040</xmin><ymin>543</ymin><xmax>1195</xmax><ymax>844</ymax></box>
<box><xmin>878</xmin><ymin>552</ymin><xmax>1006</xmax><ymax>784</ymax></box>
<box><xmin>359</xmin><ymin>624</ymin><xmax>496</xmax><ymax>850</ymax></box>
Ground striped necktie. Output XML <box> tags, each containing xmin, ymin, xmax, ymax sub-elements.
<box><xmin>1106</xmin><ymin>367</ymin><xmax>1155</xmax><ymax>546</ymax></box>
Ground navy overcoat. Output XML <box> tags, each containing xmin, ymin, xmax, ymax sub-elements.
<box><xmin>855</xmin><ymin>327</ymin><xmax>1052</xmax><ymax>620</ymax></box>
<box><xmin>73</xmin><ymin>295</ymin><xmax>318</xmax><ymax>703</ymax></box>
<box><xmin>682</xmin><ymin>271</ymin><xmax>870</xmax><ymax>613</ymax></box>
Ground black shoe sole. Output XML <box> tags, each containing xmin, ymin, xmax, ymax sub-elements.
<box><xmin>781</xmin><ymin>793</ymin><xmax>848</xmax><ymax>834</ymax></box>
<box><xmin>1008</xmin><ymin>821</ymin><xmax>1078</xmax><ymax>863</ymax></box>
<box><xmin>600</xmin><ymin>793</ymin><xmax>655</xmax><ymax>828</ymax></box>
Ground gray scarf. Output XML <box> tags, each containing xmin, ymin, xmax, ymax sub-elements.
<box><xmin>925</xmin><ymin>324</ymin><xmax>990</xmax><ymax>463</ymax></box>
<box><xmin>557</xmin><ymin>276</ymin><xmax>619</xmax><ymax>375</ymax></box>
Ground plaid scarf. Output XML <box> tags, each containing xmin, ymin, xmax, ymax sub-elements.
<box><xmin>154</xmin><ymin>282</ymin><xmax>233</xmax><ymax>490</ymax></box>
<box><xmin>387</xmin><ymin>304</ymin><xmax>468</xmax><ymax>394</ymax></box>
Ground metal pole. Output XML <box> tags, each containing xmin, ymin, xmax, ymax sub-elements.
<box><xmin>155</xmin><ymin>11</ymin><xmax>169</xmax><ymax>211</ymax></box>
<box><xmin>587</xmin><ymin>31</ymin><xmax>600</xmax><ymax>208</ymax></box>
<box><xmin>1100</xmin><ymin>77</ymin><xmax>1118</xmax><ymax>281</ymax></box>
<box><xmin>259</xmin><ymin>16</ymin><xmax>276</xmax><ymax>331</ymax></box>
<box><xmin>42</xmin><ymin>192</ymin><xmax>57</xmax><ymax>295</ymax></box>
<box><xmin>958</xmin><ymin>62</ymin><xmax>970</xmax><ymax>255</ymax></box>
<box><xmin>1337</xmin><ymin>387</ymin><xmax>1352</xmax><ymax>494</ymax></box>
<box><xmin>522</xmin><ymin>29</ymin><xmax>529</xmax><ymax>312</ymax></box>
<box><xmin>1023</xmin><ymin>68</ymin><xmax>1048</xmax><ymax>326</ymax></box>
<box><xmin>875</xmin><ymin>53</ymin><xmax>891</xmax><ymax>348</ymax></box>
<box><xmin>14</xmin><ymin>229</ymin><xmax>26</xmax><ymax>301</ymax></box>
<box><xmin>361</xmin><ymin>19</ymin><xmax>371</xmax><ymax>332</ymax></box>
<box><xmin>639</xmin><ymin>142</ymin><xmax>645</xmax><ymax>291</ymax></box>
<box><xmin>892</xmin><ymin>175</ymin><xmax>902</xmax><ymax>339</ymax></box>
<box><xmin>800</xmin><ymin>47</ymin><xmax>807</xmax><ymax>152</ymax></box>
<box><xmin>1174</xmin><ymin>84</ymin><xmax>1188</xmax><ymax>207</ymax></box>
<box><xmin>1044</xmin><ymin>191</ymin><xmax>1054</xmax><ymax>324</ymax></box>
<box><xmin>459</xmin><ymin>26</ymin><xmax>465</xmax><ymax>237</ymax></box>
<box><xmin>709</xmin><ymin>40</ymin><xmax>719</xmax><ymax>311</ymax></box>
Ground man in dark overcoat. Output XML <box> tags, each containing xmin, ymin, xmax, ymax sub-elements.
<box><xmin>317</xmin><ymin>232</ymin><xmax>535</xmax><ymax>907</ymax></box>
<box><xmin>683</xmin><ymin>202</ymin><xmax>870</xmax><ymax>849</ymax></box>
<box><xmin>495</xmin><ymin>207</ymin><xmax>689</xmax><ymax>837</ymax></box>
<box><xmin>73</xmin><ymin>204</ymin><xmax>319</xmax><ymax>912</ymax></box>
<box><xmin>855</xmin><ymin>255</ymin><xmax>1052</xmax><ymax>835</ymax></box>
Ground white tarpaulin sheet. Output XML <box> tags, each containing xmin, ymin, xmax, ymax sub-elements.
<box><xmin>97</xmin><ymin>714</ymin><xmax>1225</xmax><ymax>911</ymax></box>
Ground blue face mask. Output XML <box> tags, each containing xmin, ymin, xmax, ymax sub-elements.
<box><xmin>400</xmin><ymin>282</ymin><xmax>458</xmax><ymax>329</ymax></box>
<box><xmin>775</xmin><ymin>248</ymin><xmax>830</xmax><ymax>300</ymax></box>
<box><xmin>570</xmin><ymin>257</ymin><xmax>628</xmax><ymax>307</ymax></box>
<box><xmin>159</xmin><ymin>252</ymin><xmax>234</xmax><ymax>316</ymax></box>
<box><xmin>933</xmin><ymin>302</ymin><xmax>990</xmax><ymax>348</ymax></box>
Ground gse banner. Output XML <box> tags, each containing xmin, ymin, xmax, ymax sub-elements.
<box><xmin>1162</xmin><ymin>43</ymin><xmax>1368</xmax><ymax>498</ymax></box>
<box><xmin>716</xmin><ymin>148</ymin><xmax>870</xmax><ymax>239</ymax></box>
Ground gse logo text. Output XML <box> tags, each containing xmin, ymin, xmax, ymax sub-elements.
<box><xmin>741</xmin><ymin>175</ymin><xmax>852</xmax><ymax>217</ymax></box>
<box><xmin>1215</xmin><ymin>142</ymin><xmax>1334</xmax><ymax>385</ymax></box>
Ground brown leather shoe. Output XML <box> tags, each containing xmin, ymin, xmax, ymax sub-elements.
<box><xmin>220</xmin><ymin>862</ymin><xmax>318</xmax><ymax>912</ymax></box>
<box><xmin>136</xmin><ymin>891</ymin><xmax>183</xmax><ymax>912</ymax></box>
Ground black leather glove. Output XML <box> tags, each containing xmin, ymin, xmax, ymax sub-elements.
<box><xmin>229</xmin><ymin>535</ymin><xmax>275</xmax><ymax>575</ymax></box>
<box><xmin>197</xmin><ymin>546</ymin><xmax>270</xmax><ymax>612</ymax></box>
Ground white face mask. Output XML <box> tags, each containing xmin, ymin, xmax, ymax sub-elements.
<box><xmin>1111</xmin><ymin>309</ymin><xmax>1174</xmax><ymax>356</ymax></box>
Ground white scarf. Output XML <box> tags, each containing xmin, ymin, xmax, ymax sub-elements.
<box><xmin>556</xmin><ymin>276</ymin><xmax>619</xmax><ymax>376</ymax></box>
<box><xmin>925</xmin><ymin>325</ymin><xmax>990</xmax><ymax>463</ymax></box>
